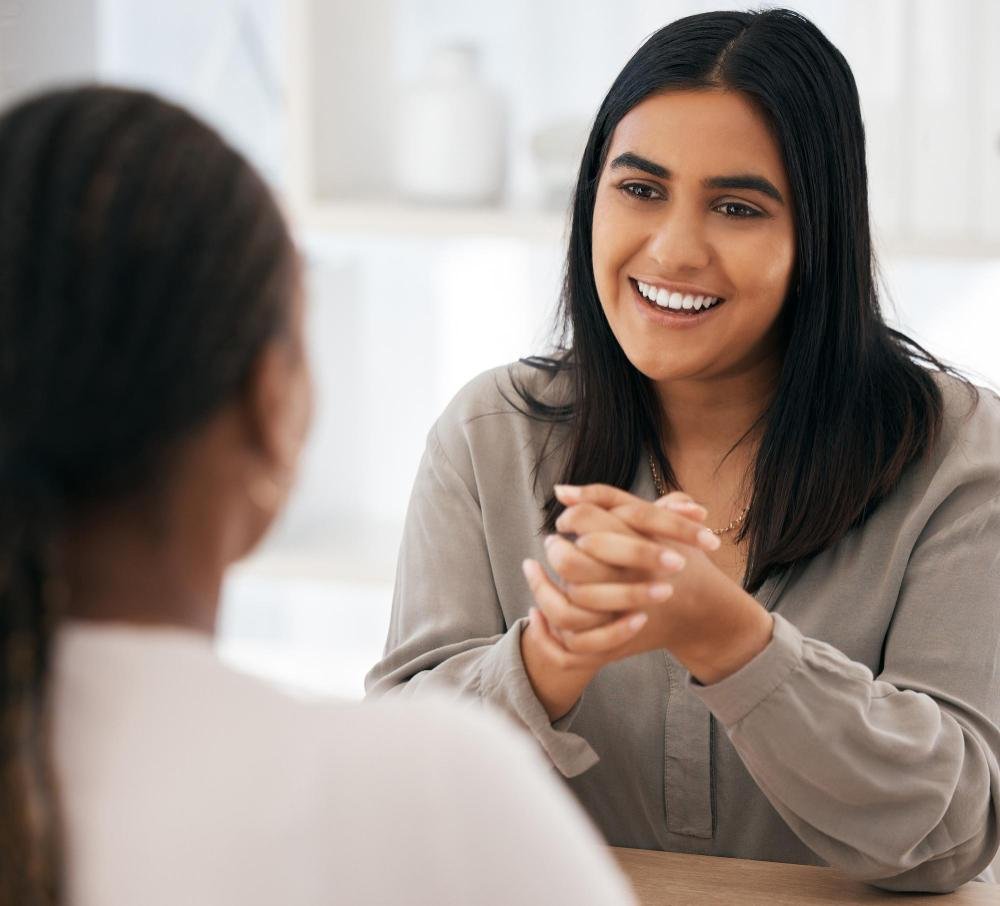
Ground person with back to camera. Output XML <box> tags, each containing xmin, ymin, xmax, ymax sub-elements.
<box><xmin>368</xmin><ymin>8</ymin><xmax>1000</xmax><ymax>893</ymax></box>
<box><xmin>0</xmin><ymin>85</ymin><xmax>636</xmax><ymax>906</ymax></box>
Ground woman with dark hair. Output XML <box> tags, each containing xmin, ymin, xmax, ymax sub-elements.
<box><xmin>368</xmin><ymin>8</ymin><xmax>1000</xmax><ymax>893</ymax></box>
<box><xmin>0</xmin><ymin>86</ymin><xmax>634</xmax><ymax>905</ymax></box>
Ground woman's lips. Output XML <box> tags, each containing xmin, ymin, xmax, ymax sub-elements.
<box><xmin>629</xmin><ymin>278</ymin><xmax>728</xmax><ymax>325</ymax></box>
<box><xmin>632</xmin><ymin>278</ymin><xmax>724</xmax><ymax>311</ymax></box>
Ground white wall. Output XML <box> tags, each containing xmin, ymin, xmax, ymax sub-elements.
<box><xmin>0</xmin><ymin>0</ymin><xmax>98</xmax><ymax>109</ymax></box>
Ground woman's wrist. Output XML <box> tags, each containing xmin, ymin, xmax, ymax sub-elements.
<box><xmin>674</xmin><ymin>590</ymin><xmax>775</xmax><ymax>686</ymax></box>
<box><xmin>520</xmin><ymin>616</ymin><xmax>598</xmax><ymax>721</ymax></box>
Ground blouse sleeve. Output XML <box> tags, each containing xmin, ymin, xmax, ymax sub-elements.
<box><xmin>692</xmin><ymin>495</ymin><xmax>1000</xmax><ymax>893</ymax></box>
<box><xmin>365</xmin><ymin>423</ymin><xmax>600</xmax><ymax>777</ymax></box>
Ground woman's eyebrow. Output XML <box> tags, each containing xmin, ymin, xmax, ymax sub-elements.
<box><xmin>610</xmin><ymin>152</ymin><xmax>669</xmax><ymax>178</ymax></box>
<box><xmin>609</xmin><ymin>152</ymin><xmax>784</xmax><ymax>204</ymax></box>
<box><xmin>704</xmin><ymin>174</ymin><xmax>784</xmax><ymax>204</ymax></box>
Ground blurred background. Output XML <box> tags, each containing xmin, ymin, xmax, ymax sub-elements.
<box><xmin>3</xmin><ymin>0</ymin><xmax>998</xmax><ymax>698</ymax></box>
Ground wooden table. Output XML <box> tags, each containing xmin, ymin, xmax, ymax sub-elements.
<box><xmin>611</xmin><ymin>848</ymin><xmax>1000</xmax><ymax>905</ymax></box>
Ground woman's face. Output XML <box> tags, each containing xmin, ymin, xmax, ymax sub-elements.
<box><xmin>591</xmin><ymin>89</ymin><xmax>796</xmax><ymax>386</ymax></box>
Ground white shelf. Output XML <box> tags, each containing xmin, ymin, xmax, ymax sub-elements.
<box><xmin>282</xmin><ymin>1</ymin><xmax>1000</xmax><ymax>252</ymax></box>
<box><xmin>876</xmin><ymin>237</ymin><xmax>1000</xmax><ymax>261</ymax></box>
<box><xmin>297</xmin><ymin>200</ymin><xmax>569</xmax><ymax>242</ymax></box>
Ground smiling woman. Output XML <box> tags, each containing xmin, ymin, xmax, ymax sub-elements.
<box><xmin>592</xmin><ymin>90</ymin><xmax>793</xmax><ymax>419</ymax></box>
<box><xmin>587</xmin><ymin>87</ymin><xmax>796</xmax><ymax>587</ymax></box>
<box><xmin>367</xmin><ymin>8</ymin><xmax>1000</xmax><ymax>895</ymax></box>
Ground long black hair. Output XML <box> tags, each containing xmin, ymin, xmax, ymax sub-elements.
<box><xmin>0</xmin><ymin>85</ymin><xmax>296</xmax><ymax>904</ymax></box>
<box><xmin>518</xmin><ymin>8</ymin><xmax>958</xmax><ymax>592</ymax></box>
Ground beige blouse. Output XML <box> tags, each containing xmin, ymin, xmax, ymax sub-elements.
<box><xmin>366</xmin><ymin>361</ymin><xmax>1000</xmax><ymax>893</ymax></box>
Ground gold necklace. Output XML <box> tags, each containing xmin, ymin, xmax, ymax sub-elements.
<box><xmin>648</xmin><ymin>453</ymin><xmax>750</xmax><ymax>537</ymax></box>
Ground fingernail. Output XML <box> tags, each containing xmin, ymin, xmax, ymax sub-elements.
<box><xmin>659</xmin><ymin>549</ymin><xmax>686</xmax><ymax>570</ymax></box>
<box><xmin>554</xmin><ymin>484</ymin><xmax>581</xmax><ymax>502</ymax></box>
<box><xmin>628</xmin><ymin>613</ymin><xmax>648</xmax><ymax>631</ymax></box>
<box><xmin>543</xmin><ymin>534</ymin><xmax>557</xmax><ymax>549</ymax></box>
<box><xmin>648</xmin><ymin>583</ymin><xmax>673</xmax><ymax>601</ymax></box>
<box><xmin>522</xmin><ymin>559</ymin><xmax>536</xmax><ymax>579</ymax></box>
<box><xmin>697</xmin><ymin>528</ymin><xmax>722</xmax><ymax>551</ymax></box>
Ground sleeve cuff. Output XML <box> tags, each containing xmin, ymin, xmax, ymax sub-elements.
<box><xmin>478</xmin><ymin>618</ymin><xmax>600</xmax><ymax>777</ymax></box>
<box><xmin>688</xmin><ymin>612</ymin><xmax>805</xmax><ymax>727</ymax></box>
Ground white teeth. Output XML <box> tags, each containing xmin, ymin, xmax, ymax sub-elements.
<box><xmin>635</xmin><ymin>280</ymin><xmax>722</xmax><ymax>312</ymax></box>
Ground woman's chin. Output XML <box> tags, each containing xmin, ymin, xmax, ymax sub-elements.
<box><xmin>622</xmin><ymin>348</ymin><xmax>710</xmax><ymax>385</ymax></box>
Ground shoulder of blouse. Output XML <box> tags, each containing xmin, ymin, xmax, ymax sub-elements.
<box><xmin>889</xmin><ymin>372</ymin><xmax>1000</xmax><ymax>531</ymax></box>
<box><xmin>430</xmin><ymin>359</ymin><xmax>572</xmax><ymax>465</ymax></box>
<box><xmin>437</xmin><ymin>359</ymin><xmax>571</xmax><ymax>425</ymax></box>
<box><xmin>927</xmin><ymin>373</ymin><xmax>1000</xmax><ymax>473</ymax></box>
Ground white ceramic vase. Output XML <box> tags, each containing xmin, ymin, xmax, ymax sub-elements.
<box><xmin>393</xmin><ymin>44</ymin><xmax>506</xmax><ymax>206</ymax></box>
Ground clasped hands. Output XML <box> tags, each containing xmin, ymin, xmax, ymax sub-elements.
<box><xmin>521</xmin><ymin>484</ymin><xmax>774</xmax><ymax>687</ymax></box>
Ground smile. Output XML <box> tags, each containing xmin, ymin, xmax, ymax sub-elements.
<box><xmin>634</xmin><ymin>279</ymin><xmax>725</xmax><ymax>313</ymax></box>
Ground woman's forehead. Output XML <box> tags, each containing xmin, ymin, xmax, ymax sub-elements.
<box><xmin>607</xmin><ymin>90</ymin><xmax>788</xmax><ymax>189</ymax></box>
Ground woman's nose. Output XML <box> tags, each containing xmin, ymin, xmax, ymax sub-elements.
<box><xmin>644</xmin><ymin>207</ymin><xmax>712</xmax><ymax>272</ymax></box>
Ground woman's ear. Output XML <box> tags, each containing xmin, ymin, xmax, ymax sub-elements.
<box><xmin>242</xmin><ymin>335</ymin><xmax>313</xmax><ymax>480</ymax></box>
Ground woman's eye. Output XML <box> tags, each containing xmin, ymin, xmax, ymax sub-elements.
<box><xmin>620</xmin><ymin>183</ymin><xmax>660</xmax><ymax>201</ymax></box>
<box><xmin>716</xmin><ymin>201</ymin><xmax>762</xmax><ymax>218</ymax></box>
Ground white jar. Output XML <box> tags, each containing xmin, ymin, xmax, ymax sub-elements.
<box><xmin>393</xmin><ymin>44</ymin><xmax>506</xmax><ymax>206</ymax></box>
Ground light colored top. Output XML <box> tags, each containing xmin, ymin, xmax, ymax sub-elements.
<box><xmin>53</xmin><ymin>620</ymin><xmax>635</xmax><ymax>906</ymax></box>
<box><xmin>366</xmin><ymin>361</ymin><xmax>1000</xmax><ymax>894</ymax></box>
